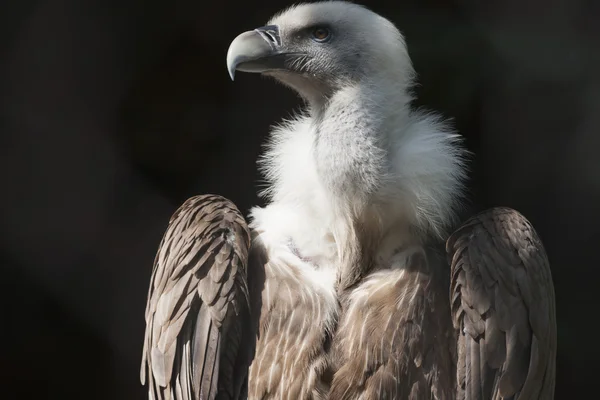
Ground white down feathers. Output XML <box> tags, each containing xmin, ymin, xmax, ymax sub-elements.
<box><xmin>250</xmin><ymin>106</ymin><xmax>467</xmax><ymax>265</ymax></box>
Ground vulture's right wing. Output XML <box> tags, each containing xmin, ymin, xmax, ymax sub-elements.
<box><xmin>447</xmin><ymin>207</ymin><xmax>556</xmax><ymax>400</ymax></box>
<box><xmin>141</xmin><ymin>195</ymin><xmax>253</xmax><ymax>400</ymax></box>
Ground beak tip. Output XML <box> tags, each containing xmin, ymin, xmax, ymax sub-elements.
<box><xmin>226</xmin><ymin>53</ymin><xmax>236</xmax><ymax>81</ymax></box>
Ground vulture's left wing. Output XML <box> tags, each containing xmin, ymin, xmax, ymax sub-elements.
<box><xmin>447</xmin><ymin>207</ymin><xmax>556</xmax><ymax>400</ymax></box>
<box><xmin>141</xmin><ymin>195</ymin><xmax>253</xmax><ymax>400</ymax></box>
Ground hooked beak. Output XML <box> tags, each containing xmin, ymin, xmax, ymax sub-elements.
<box><xmin>226</xmin><ymin>25</ymin><xmax>303</xmax><ymax>80</ymax></box>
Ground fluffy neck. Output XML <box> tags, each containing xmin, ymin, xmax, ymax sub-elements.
<box><xmin>310</xmin><ymin>81</ymin><xmax>414</xmax><ymax>288</ymax></box>
<box><xmin>252</xmin><ymin>77</ymin><xmax>467</xmax><ymax>289</ymax></box>
<box><xmin>312</xmin><ymin>79</ymin><xmax>411</xmax><ymax>210</ymax></box>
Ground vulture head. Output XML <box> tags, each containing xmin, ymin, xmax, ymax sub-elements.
<box><xmin>226</xmin><ymin>2</ymin><xmax>414</xmax><ymax>106</ymax></box>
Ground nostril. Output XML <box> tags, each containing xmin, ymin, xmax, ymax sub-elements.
<box><xmin>265</xmin><ymin>31</ymin><xmax>277</xmax><ymax>44</ymax></box>
<box><xmin>256</xmin><ymin>25</ymin><xmax>280</xmax><ymax>46</ymax></box>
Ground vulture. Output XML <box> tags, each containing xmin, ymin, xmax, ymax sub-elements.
<box><xmin>141</xmin><ymin>2</ymin><xmax>556</xmax><ymax>399</ymax></box>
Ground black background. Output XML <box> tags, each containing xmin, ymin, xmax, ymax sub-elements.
<box><xmin>1</xmin><ymin>0</ymin><xmax>598</xmax><ymax>398</ymax></box>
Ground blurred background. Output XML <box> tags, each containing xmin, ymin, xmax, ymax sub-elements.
<box><xmin>1</xmin><ymin>0</ymin><xmax>598</xmax><ymax>398</ymax></box>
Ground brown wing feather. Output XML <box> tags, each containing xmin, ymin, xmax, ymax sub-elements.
<box><xmin>329</xmin><ymin>248</ymin><xmax>455</xmax><ymax>400</ymax></box>
<box><xmin>447</xmin><ymin>207</ymin><xmax>556</xmax><ymax>400</ymax></box>
<box><xmin>141</xmin><ymin>194</ymin><xmax>254</xmax><ymax>400</ymax></box>
<box><xmin>247</xmin><ymin>237</ymin><xmax>335</xmax><ymax>400</ymax></box>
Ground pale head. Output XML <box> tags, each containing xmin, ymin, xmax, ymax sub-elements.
<box><xmin>226</xmin><ymin>1</ymin><xmax>415</xmax><ymax>104</ymax></box>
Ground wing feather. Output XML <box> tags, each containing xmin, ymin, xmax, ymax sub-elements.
<box><xmin>447</xmin><ymin>207</ymin><xmax>556</xmax><ymax>400</ymax></box>
<box><xmin>247</xmin><ymin>242</ymin><xmax>336</xmax><ymax>400</ymax></box>
<box><xmin>141</xmin><ymin>194</ymin><xmax>254</xmax><ymax>399</ymax></box>
<box><xmin>329</xmin><ymin>248</ymin><xmax>455</xmax><ymax>399</ymax></box>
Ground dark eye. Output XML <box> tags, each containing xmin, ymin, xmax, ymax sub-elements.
<box><xmin>311</xmin><ymin>27</ymin><xmax>331</xmax><ymax>43</ymax></box>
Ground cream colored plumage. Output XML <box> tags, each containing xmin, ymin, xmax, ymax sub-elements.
<box><xmin>141</xmin><ymin>2</ymin><xmax>556</xmax><ymax>399</ymax></box>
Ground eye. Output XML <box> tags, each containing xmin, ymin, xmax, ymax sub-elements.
<box><xmin>311</xmin><ymin>27</ymin><xmax>331</xmax><ymax>43</ymax></box>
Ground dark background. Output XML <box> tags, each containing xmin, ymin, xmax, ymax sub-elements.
<box><xmin>1</xmin><ymin>0</ymin><xmax>598</xmax><ymax>398</ymax></box>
